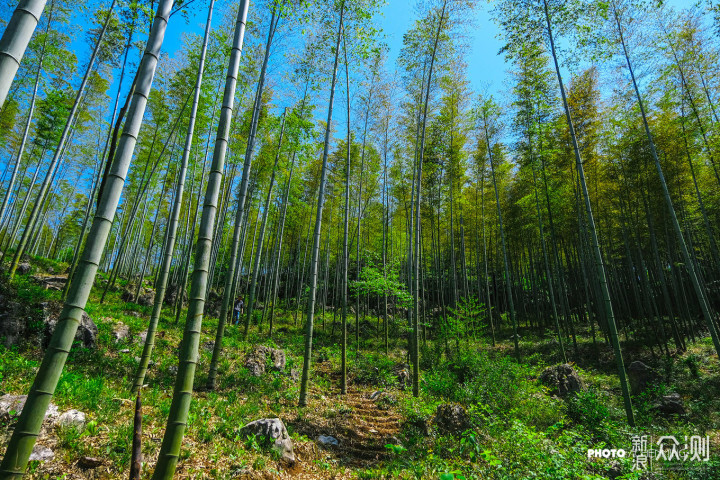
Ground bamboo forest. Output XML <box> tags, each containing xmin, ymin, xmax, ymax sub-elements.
<box><xmin>2</xmin><ymin>0</ymin><xmax>720</xmax><ymax>478</ymax></box>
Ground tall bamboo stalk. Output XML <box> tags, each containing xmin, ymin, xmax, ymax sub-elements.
<box><xmin>299</xmin><ymin>1</ymin><xmax>345</xmax><ymax>407</ymax></box>
<box><xmin>132</xmin><ymin>0</ymin><xmax>215</xmax><ymax>394</ymax></box>
<box><xmin>0</xmin><ymin>0</ymin><xmax>48</xmax><ymax>109</ymax></box>
<box><xmin>151</xmin><ymin>1</ymin><xmax>250</xmax><ymax>477</ymax></box>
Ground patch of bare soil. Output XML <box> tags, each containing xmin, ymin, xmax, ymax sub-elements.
<box><xmin>291</xmin><ymin>365</ymin><xmax>403</xmax><ymax>470</ymax></box>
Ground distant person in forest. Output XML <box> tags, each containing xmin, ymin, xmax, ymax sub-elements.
<box><xmin>233</xmin><ymin>296</ymin><xmax>244</xmax><ymax>325</ymax></box>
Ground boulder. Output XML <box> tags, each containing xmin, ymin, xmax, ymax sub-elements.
<box><xmin>244</xmin><ymin>345</ymin><xmax>286</xmax><ymax>376</ymax></box>
<box><xmin>43</xmin><ymin>302</ymin><xmax>98</xmax><ymax>349</ymax></box>
<box><xmin>0</xmin><ymin>394</ymin><xmax>29</xmax><ymax>421</ymax></box>
<box><xmin>55</xmin><ymin>409</ymin><xmax>86</xmax><ymax>431</ymax></box>
<box><xmin>434</xmin><ymin>404</ymin><xmax>471</xmax><ymax>435</ymax></box>
<box><xmin>240</xmin><ymin>418</ymin><xmax>295</xmax><ymax>463</ymax></box>
<box><xmin>113</xmin><ymin>322</ymin><xmax>131</xmax><ymax>343</ymax></box>
<box><xmin>0</xmin><ymin>394</ymin><xmax>59</xmax><ymax>424</ymax></box>
<box><xmin>29</xmin><ymin>444</ymin><xmax>53</xmax><ymax>462</ymax></box>
<box><xmin>32</xmin><ymin>275</ymin><xmax>67</xmax><ymax>291</ymax></box>
<box><xmin>17</xmin><ymin>263</ymin><xmax>31</xmax><ymax>275</ymax></box>
<box><xmin>540</xmin><ymin>364</ymin><xmax>584</xmax><ymax>397</ymax></box>
<box><xmin>627</xmin><ymin>361</ymin><xmax>658</xmax><ymax>395</ymax></box>
<box><xmin>137</xmin><ymin>291</ymin><xmax>155</xmax><ymax>307</ymax></box>
<box><xmin>653</xmin><ymin>393</ymin><xmax>686</xmax><ymax>416</ymax></box>
<box><xmin>0</xmin><ymin>300</ymin><xmax>27</xmax><ymax>348</ymax></box>
<box><xmin>120</xmin><ymin>289</ymin><xmax>135</xmax><ymax>303</ymax></box>
<box><xmin>317</xmin><ymin>435</ymin><xmax>339</xmax><ymax>446</ymax></box>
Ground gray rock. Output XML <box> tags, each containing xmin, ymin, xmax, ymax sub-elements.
<box><xmin>0</xmin><ymin>394</ymin><xmax>28</xmax><ymax>420</ymax></box>
<box><xmin>113</xmin><ymin>322</ymin><xmax>130</xmax><ymax>343</ymax></box>
<box><xmin>43</xmin><ymin>302</ymin><xmax>98</xmax><ymax>349</ymax></box>
<box><xmin>0</xmin><ymin>303</ymin><xmax>26</xmax><ymax>348</ymax></box>
<box><xmin>120</xmin><ymin>289</ymin><xmax>135</xmax><ymax>302</ymax></box>
<box><xmin>137</xmin><ymin>330</ymin><xmax>148</xmax><ymax>344</ymax></box>
<box><xmin>653</xmin><ymin>393</ymin><xmax>686</xmax><ymax>416</ymax></box>
<box><xmin>240</xmin><ymin>418</ymin><xmax>295</xmax><ymax>464</ymax></box>
<box><xmin>29</xmin><ymin>444</ymin><xmax>53</xmax><ymax>462</ymax></box>
<box><xmin>120</xmin><ymin>349</ymin><xmax>130</xmax><ymax>354</ymax></box>
<box><xmin>137</xmin><ymin>292</ymin><xmax>154</xmax><ymax>307</ymax></box>
<box><xmin>627</xmin><ymin>361</ymin><xmax>658</xmax><ymax>395</ymax></box>
<box><xmin>540</xmin><ymin>364</ymin><xmax>584</xmax><ymax>397</ymax></box>
<box><xmin>434</xmin><ymin>404</ymin><xmax>471</xmax><ymax>435</ymax></box>
<box><xmin>17</xmin><ymin>263</ymin><xmax>31</xmax><ymax>275</ymax></box>
<box><xmin>32</xmin><ymin>275</ymin><xmax>67</xmax><ymax>291</ymax></box>
<box><xmin>0</xmin><ymin>394</ymin><xmax>59</xmax><ymax>422</ymax></box>
<box><xmin>56</xmin><ymin>409</ymin><xmax>86</xmax><ymax>431</ymax></box>
<box><xmin>244</xmin><ymin>345</ymin><xmax>286</xmax><ymax>376</ymax></box>
<box><xmin>317</xmin><ymin>435</ymin><xmax>339</xmax><ymax>446</ymax></box>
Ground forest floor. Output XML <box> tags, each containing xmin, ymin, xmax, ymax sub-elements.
<box><xmin>2</xmin><ymin>256</ymin><xmax>720</xmax><ymax>479</ymax></box>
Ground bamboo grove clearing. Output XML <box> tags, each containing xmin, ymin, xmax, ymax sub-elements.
<box><xmin>1</xmin><ymin>0</ymin><xmax>720</xmax><ymax>478</ymax></box>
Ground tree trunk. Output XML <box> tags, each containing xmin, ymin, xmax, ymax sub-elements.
<box><xmin>207</xmin><ymin>3</ymin><xmax>279</xmax><ymax>390</ymax></box>
<box><xmin>152</xmin><ymin>1</ymin><xmax>250</xmax><ymax>477</ymax></box>
<box><xmin>132</xmin><ymin>0</ymin><xmax>214</xmax><ymax>394</ymax></box>
<box><xmin>299</xmin><ymin>1</ymin><xmax>344</xmax><ymax>407</ymax></box>
<box><xmin>0</xmin><ymin>0</ymin><xmax>48</xmax><ymax>109</ymax></box>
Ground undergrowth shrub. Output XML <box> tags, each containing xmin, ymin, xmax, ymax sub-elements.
<box><xmin>422</xmin><ymin>350</ymin><xmax>564</xmax><ymax>428</ymax></box>
<box><xmin>352</xmin><ymin>352</ymin><xmax>396</xmax><ymax>386</ymax></box>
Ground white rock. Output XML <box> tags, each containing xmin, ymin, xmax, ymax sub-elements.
<box><xmin>56</xmin><ymin>409</ymin><xmax>86</xmax><ymax>431</ymax></box>
<box><xmin>29</xmin><ymin>444</ymin><xmax>54</xmax><ymax>462</ymax></box>
<box><xmin>0</xmin><ymin>394</ymin><xmax>59</xmax><ymax>422</ymax></box>
<box><xmin>240</xmin><ymin>418</ymin><xmax>296</xmax><ymax>463</ymax></box>
<box><xmin>113</xmin><ymin>322</ymin><xmax>130</xmax><ymax>342</ymax></box>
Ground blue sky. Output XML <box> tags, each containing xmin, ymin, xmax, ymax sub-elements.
<box><xmin>158</xmin><ymin>0</ymin><xmax>507</xmax><ymax>93</ymax></box>
<box><xmin>154</xmin><ymin>0</ymin><xmax>689</xmax><ymax>101</ymax></box>
<box><xmin>376</xmin><ymin>0</ymin><xmax>506</xmax><ymax>93</ymax></box>
<box><xmin>40</xmin><ymin>0</ymin><xmax>700</xmax><ymax>127</ymax></box>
